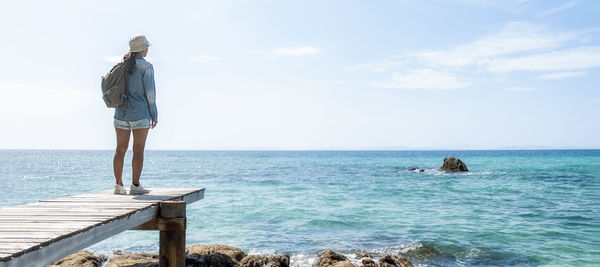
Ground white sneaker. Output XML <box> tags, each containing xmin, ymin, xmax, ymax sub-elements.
<box><xmin>130</xmin><ymin>184</ymin><xmax>150</xmax><ymax>195</ymax></box>
<box><xmin>114</xmin><ymin>184</ymin><xmax>127</xmax><ymax>195</ymax></box>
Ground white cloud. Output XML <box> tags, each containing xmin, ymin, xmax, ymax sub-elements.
<box><xmin>347</xmin><ymin>58</ymin><xmax>406</xmax><ymax>72</ymax></box>
<box><xmin>190</xmin><ymin>55</ymin><xmax>220</xmax><ymax>63</ymax></box>
<box><xmin>302</xmin><ymin>80</ymin><xmax>352</xmax><ymax>87</ymax></box>
<box><xmin>354</xmin><ymin>22</ymin><xmax>597</xmax><ymax>90</ymax></box>
<box><xmin>484</xmin><ymin>46</ymin><xmax>600</xmax><ymax>72</ymax></box>
<box><xmin>271</xmin><ymin>46</ymin><xmax>319</xmax><ymax>57</ymax></box>
<box><xmin>372</xmin><ymin>68</ymin><xmax>470</xmax><ymax>89</ymax></box>
<box><xmin>505</xmin><ymin>86</ymin><xmax>536</xmax><ymax>91</ymax></box>
<box><xmin>537</xmin><ymin>71</ymin><xmax>586</xmax><ymax>80</ymax></box>
<box><xmin>536</xmin><ymin>1</ymin><xmax>578</xmax><ymax>17</ymax></box>
<box><xmin>415</xmin><ymin>22</ymin><xmax>571</xmax><ymax>67</ymax></box>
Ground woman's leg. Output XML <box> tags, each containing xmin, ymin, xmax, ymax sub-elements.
<box><xmin>113</xmin><ymin>128</ymin><xmax>131</xmax><ymax>185</ymax></box>
<box><xmin>131</xmin><ymin>128</ymin><xmax>149</xmax><ymax>185</ymax></box>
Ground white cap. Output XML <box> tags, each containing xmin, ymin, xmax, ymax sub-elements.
<box><xmin>129</xmin><ymin>35</ymin><xmax>151</xmax><ymax>53</ymax></box>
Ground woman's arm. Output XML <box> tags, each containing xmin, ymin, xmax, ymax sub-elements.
<box><xmin>142</xmin><ymin>65</ymin><xmax>158</xmax><ymax>127</ymax></box>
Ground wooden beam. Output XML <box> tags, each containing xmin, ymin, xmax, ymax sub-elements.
<box><xmin>131</xmin><ymin>218</ymin><xmax>186</xmax><ymax>231</ymax></box>
<box><xmin>159</xmin><ymin>201</ymin><xmax>186</xmax><ymax>267</ymax></box>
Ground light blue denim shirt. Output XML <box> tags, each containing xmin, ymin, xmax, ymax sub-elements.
<box><xmin>114</xmin><ymin>56</ymin><xmax>158</xmax><ymax>122</ymax></box>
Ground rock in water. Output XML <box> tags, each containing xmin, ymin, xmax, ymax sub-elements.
<box><xmin>361</xmin><ymin>258</ymin><xmax>376</xmax><ymax>267</ymax></box>
<box><xmin>377</xmin><ymin>255</ymin><xmax>413</xmax><ymax>267</ymax></box>
<box><xmin>186</xmin><ymin>244</ymin><xmax>247</xmax><ymax>267</ymax></box>
<box><xmin>313</xmin><ymin>249</ymin><xmax>357</xmax><ymax>267</ymax></box>
<box><xmin>106</xmin><ymin>252</ymin><xmax>158</xmax><ymax>267</ymax></box>
<box><xmin>49</xmin><ymin>250</ymin><xmax>105</xmax><ymax>267</ymax></box>
<box><xmin>439</xmin><ymin>157</ymin><xmax>468</xmax><ymax>172</ymax></box>
<box><xmin>239</xmin><ymin>254</ymin><xmax>290</xmax><ymax>267</ymax></box>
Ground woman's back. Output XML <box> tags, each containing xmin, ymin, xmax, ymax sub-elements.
<box><xmin>114</xmin><ymin>56</ymin><xmax>158</xmax><ymax>122</ymax></box>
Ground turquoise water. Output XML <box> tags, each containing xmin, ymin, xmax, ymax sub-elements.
<box><xmin>1</xmin><ymin>150</ymin><xmax>599</xmax><ymax>266</ymax></box>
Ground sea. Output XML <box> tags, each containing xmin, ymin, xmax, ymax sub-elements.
<box><xmin>0</xmin><ymin>150</ymin><xmax>598</xmax><ymax>266</ymax></box>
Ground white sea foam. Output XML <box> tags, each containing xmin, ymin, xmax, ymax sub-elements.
<box><xmin>289</xmin><ymin>253</ymin><xmax>316</xmax><ymax>267</ymax></box>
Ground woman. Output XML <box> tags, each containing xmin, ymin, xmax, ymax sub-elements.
<box><xmin>113</xmin><ymin>35</ymin><xmax>158</xmax><ymax>195</ymax></box>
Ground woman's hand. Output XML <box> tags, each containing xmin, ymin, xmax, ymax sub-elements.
<box><xmin>151</xmin><ymin>119</ymin><xmax>158</xmax><ymax>129</ymax></box>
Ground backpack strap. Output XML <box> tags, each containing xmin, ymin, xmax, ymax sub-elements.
<box><xmin>121</xmin><ymin>64</ymin><xmax>129</xmax><ymax>116</ymax></box>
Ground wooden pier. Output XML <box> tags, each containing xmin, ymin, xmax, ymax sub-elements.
<box><xmin>0</xmin><ymin>188</ymin><xmax>204</xmax><ymax>267</ymax></box>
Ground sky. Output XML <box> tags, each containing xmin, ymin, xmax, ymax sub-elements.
<box><xmin>0</xmin><ymin>0</ymin><xmax>599</xmax><ymax>150</ymax></box>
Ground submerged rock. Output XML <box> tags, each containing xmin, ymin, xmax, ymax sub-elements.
<box><xmin>239</xmin><ymin>254</ymin><xmax>290</xmax><ymax>267</ymax></box>
<box><xmin>313</xmin><ymin>249</ymin><xmax>356</xmax><ymax>267</ymax></box>
<box><xmin>439</xmin><ymin>157</ymin><xmax>468</xmax><ymax>172</ymax></box>
<box><xmin>407</xmin><ymin>168</ymin><xmax>426</xmax><ymax>173</ymax></box>
<box><xmin>106</xmin><ymin>252</ymin><xmax>158</xmax><ymax>267</ymax></box>
<box><xmin>48</xmin><ymin>250</ymin><xmax>106</xmax><ymax>267</ymax></box>
<box><xmin>377</xmin><ymin>255</ymin><xmax>413</xmax><ymax>267</ymax></box>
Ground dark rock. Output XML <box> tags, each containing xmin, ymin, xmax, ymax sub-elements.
<box><xmin>313</xmin><ymin>249</ymin><xmax>357</xmax><ymax>267</ymax></box>
<box><xmin>186</xmin><ymin>252</ymin><xmax>235</xmax><ymax>267</ymax></box>
<box><xmin>106</xmin><ymin>252</ymin><xmax>158</xmax><ymax>267</ymax></box>
<box><xmin>48</xmin><ymin>250</ymin><xmax>106</xmax><ymax>267</ymax></box>
<box><xmin>186</xmin><ymin>244</ymin><xmax>247</xmax><ymax>266</ymax></box>
<box><xmin>438</xmin><ymin>157</ymin><xmax>468</xmax><ymax>172</ymax></box>
<box><xmin>239</xmin><ymin>254</ymin><xmax>289</xmax><ymax>267</ymax></box>
<box><xmin>408</xmin><ymin>168</ymin><xmax>426</xmax><ymax>173</ymax></box>
<box><xmin>377</xmin><ymin>255</ymin><xmax>413</xmax><ymax>267</ymax></box>
<box><xmin>361</xmin><ymin>258</ymin><xmax>376</xmax><ymax>267</ymax></box>
<box><xmin>186</xmin><ymin>253</ymin><xmax>209</xmax><ymax>267</ymax></box>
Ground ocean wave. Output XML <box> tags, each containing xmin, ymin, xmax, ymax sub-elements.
<box><xmin>87</xmin><ymin>240</ymin><xmax>546</xmax><ymax>267</ymax></box>
<box><xmin>401</xmin><ymin>168</ymin><xmax>496</xmax><ymax>176</ymax></box>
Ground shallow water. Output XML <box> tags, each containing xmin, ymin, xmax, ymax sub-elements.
<box><xmin>1</xmin><ymin>150</ymin><xmax>598</xmax><ymax>266</ymax></box>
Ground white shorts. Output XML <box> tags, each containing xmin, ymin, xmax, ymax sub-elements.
<box><xmin>113</xmin><ymin>119</ymin><xmax>151</xmax><ymax>130</ymax></box>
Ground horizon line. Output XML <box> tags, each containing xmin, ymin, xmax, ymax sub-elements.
<box><xmin>1</xmin><ymin>147</ymin><xmax>599</xmax><ymax>151</ymax></box>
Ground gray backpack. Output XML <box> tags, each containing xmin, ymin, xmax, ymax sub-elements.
<box><xmin>101</xmin><ymin>63</ymin><xmax>128</xmax><ymax>113</ymax></box>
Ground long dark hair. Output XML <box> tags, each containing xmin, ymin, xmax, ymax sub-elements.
<box><xmin>125</xmin><ymin>52</ymin><xmax>137</xmax><ymax>75</ymax></box>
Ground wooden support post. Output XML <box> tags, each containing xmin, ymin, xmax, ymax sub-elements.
<box><xmin>159</xmin><ymin>200</ymin><xmax>186</xmax><ymax>267</ymax></box>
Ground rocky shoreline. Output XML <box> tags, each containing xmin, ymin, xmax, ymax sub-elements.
<box><xmin>48</xmin><ymin>244</ymin><xmax>413</xmax><ymax>267</ymax></box>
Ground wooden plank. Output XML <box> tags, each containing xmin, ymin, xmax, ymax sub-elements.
<box><xmin>0</xmin><ymin>216</ymin><xmax>111</xmax><ymax>221</ymax></box>
<box><xmin>0</xmin><ymin>188</ymin><xmax>204</xmax><ymax>266</ymax></box>
<box><xmin>0</xmin><ymin>244</ymin><xmax>37</xmax><ymax>250</ymax></box>
<box><xmin>0</xmin><ymin>212</ymin><xmax>135</xmax><ymax>217</ymax></box>
<box><xmin>0</xmin><ymin>248</ymin><xmax>22</xmax><ymax>254</ymax></box>
<box><xmin>0</xmin><ymin>228</ymin><xmax>82</xmax><ymax>233</ymax></box>
<box><xmin>0</xmin><ymin>207</ymin><xmax>142</xmax><ymax>212</ymax></box>
<box><xmin>0</xmin><ymin>239</ymin><xmax>49</xmax><ymax>243</ymax></box>
<box><xmin>1</xmin><ymin>206</ymin><xmax>157</xmax><ymax>266</ymax></box>
<box><xmin>4</xmin><ymin>203</ymin><xmax>153</xmax><ymax>208</ymax></box>
<box><xmin>39</xmin><ymin>199</ymin><xmax>164</xmax><ymax>203</ymax></box>
<box><xmin>0</xmin><ymin>224</ymin><xmax>94</xmax><ymax>229</ymax></box>
<box><xmin>0</xmin><ymin>232</ymin><xmax>65</xmax><ymax>239</ymax></box>
<box><xmin>0</xmin><ymin>219</ymin><xmax>118</xmax><ymax>224</ymax></box>
<box><xmin>0</xmin><ymin>211</ymin><xmax>132</xmax><ymax>216</ymax></box>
